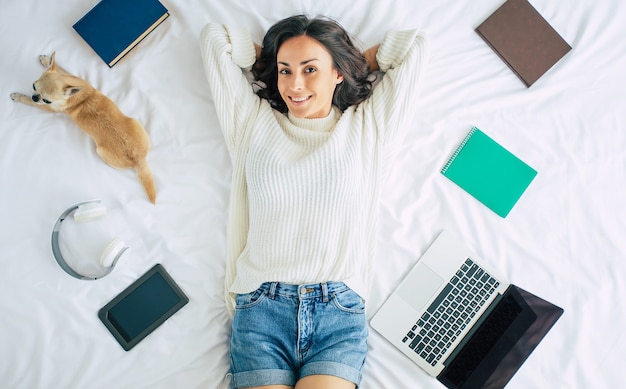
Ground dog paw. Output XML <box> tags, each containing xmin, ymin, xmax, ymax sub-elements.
<box><xmin>39</xmin><ymin>54</ymin><xmax>51</xmax><ymax>67</ymax></box>
<box><xmin>10</xmin><ymin>93</ymin><xmax>28</xmax><ymax>102</ymax></box>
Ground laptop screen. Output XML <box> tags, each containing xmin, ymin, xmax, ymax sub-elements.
<box><xmin>438</xmin><ymin>285</ymin><xmax>562</xmax><ymax>389</ymax></box>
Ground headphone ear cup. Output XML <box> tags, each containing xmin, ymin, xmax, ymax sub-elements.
<box><xmin>73</xmin><ymin>202</ymin><xmax>107</xmax><ymax>222</ymax></box>
<box><xmin>100</xmin><ymin>238</ymin><xmax>129</xmax><ymax>268</ymax></box>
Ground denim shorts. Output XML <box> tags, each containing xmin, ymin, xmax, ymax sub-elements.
<box><xmin>229</xmin><ymin>282</ymin><xmax>368</xmax><ymax>388</ymax></box>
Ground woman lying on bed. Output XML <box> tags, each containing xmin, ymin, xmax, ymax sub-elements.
<box><xmin>200</xmin><ymin>14</ymin><xmax>427</xmax><ymax>389</ymax></box>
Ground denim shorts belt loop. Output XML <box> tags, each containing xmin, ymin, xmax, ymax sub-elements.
<box><xmin>230</xmin><ymin>281</ymin><xmax>368</xmax><ymax>389</ymax></box>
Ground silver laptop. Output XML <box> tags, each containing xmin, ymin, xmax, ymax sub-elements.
<box><xmin>371</xmin><ymin>230</ymin><xmax>563</xmax><ymax>389</ymax></box>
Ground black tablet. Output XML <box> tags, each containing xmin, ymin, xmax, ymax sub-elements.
<box><xmin>98</xmin><ymin>264</ymin><xmax>189</xmax><ymax>351</ymax></box>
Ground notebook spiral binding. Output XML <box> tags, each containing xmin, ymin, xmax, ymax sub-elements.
<box><xmin>441</xmin><ymin>127</ymin><xmax>478</xmax><ymax>174</ymax></box>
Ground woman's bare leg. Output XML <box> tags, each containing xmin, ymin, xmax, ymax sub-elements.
<box><xmin>295</xmin><ymin>375</ymin><xmax>356</xmax><ymax>389</ymax></box>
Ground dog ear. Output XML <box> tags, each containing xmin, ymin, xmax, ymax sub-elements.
<box><xmin>49</xmin><ymin>51</ymin><xmax>57</xmax><ymax>70</ymax></box>
<box><xmin>64</xmin><ymin>86</ymin><xmax>82</xmax><ymax>96</ymax></box>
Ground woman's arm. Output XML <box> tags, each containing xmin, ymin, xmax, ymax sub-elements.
<box><xmin>367</xmin><ymin>29</ymin><xmax>428</xmax><ymax>148</ymax></box>
<box><xmin>363</xmin><ymin>44</ymin><xmax>381</xmax><ymax>72</ymax></box>
<box><xmin>200</xmin><ymin>24</ymin><xmax>260</xmax><ymax>151</ymax></box>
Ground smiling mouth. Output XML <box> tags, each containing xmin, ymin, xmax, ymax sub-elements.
<box><xmin>290</xmin><ymin>96</ymin><xmax>311</xmax><ymax>103</ymax></box>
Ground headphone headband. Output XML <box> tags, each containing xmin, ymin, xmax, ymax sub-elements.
<box><xmin>51</xmin><ymin>200</ymin><xmax>127</xmax><ymax>280</ymax></box>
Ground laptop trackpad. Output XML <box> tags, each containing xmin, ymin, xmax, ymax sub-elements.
<box><xmin>397</xmin><ymin>263</ymin><xmax>444</xmax><ymax>312</ymax></box>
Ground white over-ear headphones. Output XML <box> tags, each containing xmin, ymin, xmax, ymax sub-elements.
<box><xmin>51</xmin><ymin>200</ymin><xmax>129</xmax><ymax>280</ymax></box>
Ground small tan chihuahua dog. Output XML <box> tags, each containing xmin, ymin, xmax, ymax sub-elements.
<box><xmin>11</xmin><ymin>52</ymin><xmax>156</xmax><ymax>203</ymax></box>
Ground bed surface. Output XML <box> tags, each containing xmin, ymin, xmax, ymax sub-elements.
<box><xmin>2</xmin><ymin>0</ymin><xmax>624</xmax><ymax>388</ymax></box>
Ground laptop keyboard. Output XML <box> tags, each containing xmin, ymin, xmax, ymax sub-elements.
<box><xmin>402</xmin><ymin>258</ymin><xmax>500</xmax><ymax>367</ymax></box>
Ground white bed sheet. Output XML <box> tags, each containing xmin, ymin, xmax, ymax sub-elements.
<box><xmin>2</xmin><ymin>0</ymin><xmax>625</xmax><ymax>388</ymax></box>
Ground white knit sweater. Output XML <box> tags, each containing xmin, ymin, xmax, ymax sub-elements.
<box><xmin>200</xmin><ymin>23</ymin><xmax>428</xmax><ymax>316</ymax></box>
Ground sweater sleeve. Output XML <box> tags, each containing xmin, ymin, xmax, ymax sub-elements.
<box><xmin>367</xmin><ymin>29</ymin><xmax>429</xmax><ymax>151</ymax></box>
<box><xmin>200</xmin><ymin>23</ymin><xmax>261</xmax><ymax>153</ymax></box>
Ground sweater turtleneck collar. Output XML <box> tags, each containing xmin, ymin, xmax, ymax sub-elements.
<box><xmin>287</xmin><ymin>106</ymin><xmax>341</xmax><ymax>132</ymax></box>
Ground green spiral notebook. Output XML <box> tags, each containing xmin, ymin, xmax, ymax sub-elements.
<box><xmin>441</xmin><ymin>127</ymin><xmax>537</xmax><ymax>217</ymax></box>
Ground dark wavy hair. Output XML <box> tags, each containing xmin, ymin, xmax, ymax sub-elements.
<box><xmin>253</xmin><ymin>15</ymin><xmax>372</xmax><ymax>113</ymax></box>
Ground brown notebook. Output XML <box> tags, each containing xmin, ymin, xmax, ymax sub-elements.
<box><xmin>476</xmin><ymin>0</ymin><xmax>572</xmax><ymax>87</ymax></box>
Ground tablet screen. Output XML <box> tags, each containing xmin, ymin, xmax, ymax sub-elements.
<box><xmin>98</xmin><ymin>264</ymin><xmax>189</xmax><ymax>350</ymax></box>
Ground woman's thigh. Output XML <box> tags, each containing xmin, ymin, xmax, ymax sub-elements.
<box><xmin>295</xmin><ymin>375</ymin><xmax>356</xmax><ymax>389</ymax></box>
<box><xmin>242</xmin><ymin>386</ymin><xmax>292</xmax><ymax>389</ymax></box>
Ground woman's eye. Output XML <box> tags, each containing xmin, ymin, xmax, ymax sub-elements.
<box><xmin>305</xmin><ymin>67</ymin><xmax>316</xmax><ymax>73</ymax></box>
<box><xmin>279</xmin><ymin>69</ymin><xmax>290</xmax><ymax>75</ymax></box>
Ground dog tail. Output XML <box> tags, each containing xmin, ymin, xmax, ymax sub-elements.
<box><xmin>136</xmin><ymin>159</ymin><xmax>156</xmax><ymax>204</ymax></box>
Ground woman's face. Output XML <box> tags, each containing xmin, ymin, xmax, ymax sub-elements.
<box><xmin>276</xmin><ymin>35</ymin><xmax>344</xmax><ymax>119</ymax></box>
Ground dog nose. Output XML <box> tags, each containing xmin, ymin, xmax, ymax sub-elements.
<box><xmin>32</xmin><ymin>94</ymin><xmax>40</xmax><ymax>102</ymax></box>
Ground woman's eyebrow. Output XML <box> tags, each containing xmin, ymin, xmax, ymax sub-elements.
<box><xmin>277</xmin><ymin>58</ymin><xmax>320</xmax><ymax>66</ymax></box>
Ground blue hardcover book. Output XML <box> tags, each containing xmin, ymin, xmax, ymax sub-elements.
<box><xmin>73</xmin><ymin>0</ymin><xmax>169</xmax><ymax>67</ymax></box>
